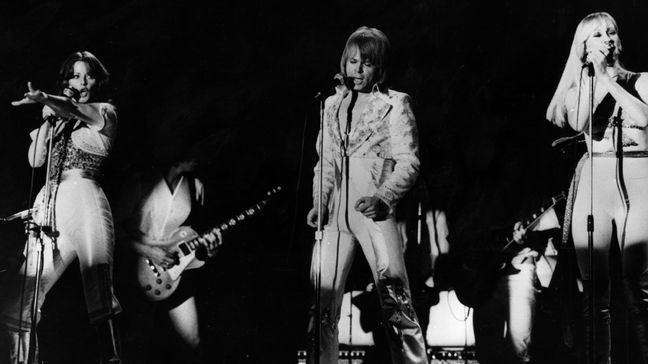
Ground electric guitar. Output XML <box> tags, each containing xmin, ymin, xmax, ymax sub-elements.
<box><xmin>453</xmin><ymin>192</ymin><xmax>566</xmax><ymax>308</ymax></box>
<box><xmin>137</xmin><ymin>186</ymin><xmax>281</xmax><ymax>301</ymax></box>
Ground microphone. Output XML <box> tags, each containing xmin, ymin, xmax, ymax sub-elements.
<box><xmin>62</xmin><ymin>87</ymin><xmax>80</xmax><ymax>102</ymax></box>
<box><xmin>582</xmin><ymin>61</ymin><xmax>594</xmax><ymax>77</ymax></box>
<box><xmin>582</xmin><ymin>45</ymin><xmax>616</xmax><ymax>73</ymax></box>
<box><xmin>334</xmin><ymin>73</ymin><xmax>353</xmax><ymax>89</ymax></box>
<box><xmin>314</xmin><ymin>74</ymin><xmax>351</xmax><ymax>100</ymax></box>
<box><xmin>1</xmin><ymin>208</ymin><xmax>36</xmax><ymax>222</ymax></box>
<box><xmin>44</xmin><ymin>87</ymin><xmax>80</xmax><ymax>124</ymax></box>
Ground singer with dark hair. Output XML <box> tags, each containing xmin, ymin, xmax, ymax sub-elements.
<box><xmin>0</xmin><ymin>51</ymin><xmax>121</xmax><ymax>364</ymax></box>
<box><xmin>306</xmin><ymin>26</ymin><xmax>428</xmax><ymax>363</ymax></box>
<box><xmin>547</xmin><ymin>12</ymin><xmax>648</xmax><ymax>363</ymax></box>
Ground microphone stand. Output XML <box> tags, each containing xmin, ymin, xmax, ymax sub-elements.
<box><xmin>23</xmin><ymin>116</ymin><xmax>61</xmax><ymax>364</ymax></box>
<box><xmin>585</xmin><ymin>63</ymin><xmax>595</xmax><ymax>364</ymax></box>
<box><xmin>311</xmin><ymin>81</ymin><xmax>353</xmax><ymax>364</ymax></box>
<box><xmin>313</xmin><ymin>92</ymin><xmax>325</xmax><ymax>364</ymax></box>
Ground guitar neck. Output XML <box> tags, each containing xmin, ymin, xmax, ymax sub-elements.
<box><xmin>501</xmin><ymin>191</ymin><xmax>566</xmax><ymax>253</ymax></box>
<box><xmin>521</xmin><ymin>192</ymin><xmax>565</xmax><ymax>229</ymax></box>
<box><xmin>176</xmin><ymin>187</ymin><xmax>280</xmax><ymax>256</ymax></box>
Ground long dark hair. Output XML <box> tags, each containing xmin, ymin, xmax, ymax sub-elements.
<box><xmin>57</xmin><ymin>51</ymin><xmax>111</xmax><ymax>102</ymax></box>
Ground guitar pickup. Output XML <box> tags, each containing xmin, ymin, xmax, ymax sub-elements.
<box><xmin>179</xmin><ymin>243</ymin><xmax>191</xmax><ymax>255</ymax></box>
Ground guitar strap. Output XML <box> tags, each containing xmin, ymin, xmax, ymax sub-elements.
<box><xmin>182</xmin><ymin>174</ymin><xmax>204</xmax><ymax>229</ymax></box>
<box><xmin>188</xmin><ymin>174</ymin><xmax>197</xmax><ymax>208</ymax></box>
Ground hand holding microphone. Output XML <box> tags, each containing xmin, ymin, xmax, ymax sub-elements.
<box><xmin>583</xmin><ymin>40</ymin><xmax>616</xmax><ymax>75</ymax></box>
<box><xmin>334</xmin><ymin>73</ymin><xmax>354</xmax><ymax>89</ymax></box>
<box><xmin>62</xmin><ymin>86</ymin><xmax>80</xmax><ymax>101</ymax></box>
<box><xmin>42</xmin><ymin>87</ymin><xmax>79</xmax><ymax>124</ymax></box>
<box><xmin>314</xmin><ymin>73</ymin><xmax>351</xmax><ymax>99</ymax></box>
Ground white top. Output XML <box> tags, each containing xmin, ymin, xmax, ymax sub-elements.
<box><xmin>136</xmin><ymin>175</ymin><xmax>204</xmax><ymax>240</ymax></box>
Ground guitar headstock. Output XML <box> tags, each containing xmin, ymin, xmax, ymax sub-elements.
<box><xmin>266</xmin><ymin>186</ymin><xmax>282</xmax><ymax>198</ymax></box>
<box><xmin>230</xmin><ymin>185</ymin><xmax>283</xmax><ymax>224</ymax></box>
<box><xmin>257</xmin><ymin>185</ymin><xmax>282</xmax><ymax>207</ymax></box>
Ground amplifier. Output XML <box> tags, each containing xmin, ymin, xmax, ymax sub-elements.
<box><xmin>428</xmin><ymin>348</ymin><xmax>478</xmax><ymax>363</ymax></box>
<box><xmin>296</xmin><ymin>349</ymin><xmax>366</xmax><ymax>364</ymax></box>
<box><xmin>296</xmin><ymin>347</ymin><xmax>477</xmax><ymax>363</ymax></box>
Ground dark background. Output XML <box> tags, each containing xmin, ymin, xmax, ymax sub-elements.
<box><xmin>0</xmin><ymin>0</ymin><xmax>647</xmax><ymax>363</ymax></box>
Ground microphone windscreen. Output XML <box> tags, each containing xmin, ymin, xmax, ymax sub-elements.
<box><xmin>63</xmin><ymin>87</ymin><xmax>80</xmax><ymax>101</ymax></box>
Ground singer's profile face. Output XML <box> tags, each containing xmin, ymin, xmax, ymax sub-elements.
<box><xmin>585</xmin><ymin>20</ymin><xmax>619</xmax><ymax>62</ymax></box>
<box><xmin>68</xmin><ymin>61</ymin><xmax>96</xmax><ymax>103</ymax></box>
<box><xmin>345</xmin><ymin>46</ymin><xmax>376</xmax><ymax>93</ymax></box>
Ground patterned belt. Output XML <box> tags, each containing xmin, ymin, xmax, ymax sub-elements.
<box><xmin>60</xmin><ymin>168</ymin><xmax>103</xmax><ymax>181</ymax></box>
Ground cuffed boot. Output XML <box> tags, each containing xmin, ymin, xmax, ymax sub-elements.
<box><xmin>94</xmin><ymin>319</ymin><xmax>121</xmax><ymax>364</ymax></box>
<box><xmin>581</xmin><ymin>281</ymin><xmax>611</xmax><ymax>364</ymax></box>
<box><xmin>0</xmin><ymin>330</ymin><xmax>35</xmax><ymax>364</ymax></box>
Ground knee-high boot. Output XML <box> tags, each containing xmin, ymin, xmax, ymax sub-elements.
<box><xmin>581</xmin><ymin>281</ymin><xmax>611</xmax><ymax>364</ymax></box>
<box><xmin>377</xmin><ymin>276</ymin><xmax>428</xmax><ymax>364</ymax></box>
<box><xmin>94</xmin><ymin>318</ymin><xmax>121</xmax><ymax>364</ymax></box>
<box><xmin>623</xmin><ymin>276</ymin><xmax>648</xmax><ymax>362</ymax></box>
<box><xmin>0</xmin><ymin>330</ymin><xmax>35</xmax><ymax>364</ymax></box>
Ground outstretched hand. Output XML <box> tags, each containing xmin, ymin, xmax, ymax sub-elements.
<box><xmin>11</xmin><ymin>82</ymin><xmax>47</xmax><ymax>106</ymax></box>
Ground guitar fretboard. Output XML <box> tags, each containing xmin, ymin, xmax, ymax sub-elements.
<box><xmin>500</xmin><ymin>191</ymin><xmax>566</xmax><ymax>253</ymax></box>
<box><xmin>177</xmin><ymin>187</ymin><xmax>281</xmax><ymax>256</ymax></box>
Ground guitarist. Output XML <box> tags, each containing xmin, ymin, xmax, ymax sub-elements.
<box><xmin>114</xmin><ymin>154</ymin><xmax>219</xmax><ymax>364</ymax></box>
<box><xmin>470</xmin><ymin>203</ymin><xmax>562</xmax><ymax>364</ymax></box>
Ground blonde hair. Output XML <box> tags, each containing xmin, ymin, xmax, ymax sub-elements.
<box><xmin>339</xmin><ymin>26</ymin><xmax>390</xmax><ymax>86</ymax></box>
<box><xmin>546</xmin><ymin>12</ymin><xmax>625</xmax><ymax>127</ymax></box>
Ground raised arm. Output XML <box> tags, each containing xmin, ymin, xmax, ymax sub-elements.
<box><xmin>12</xmin><ymin>82</ymin><xmax>109</xmax><ymax>129</ymax></box>
<box><xmin>564</xmin><ymin>74</ymin><xmax>648</xmax><ymax>132</ymax></box>
<box><xmin>601</xmin><ymin>73</ymin><xmax>648</xmax><ymax>127</ymax></box>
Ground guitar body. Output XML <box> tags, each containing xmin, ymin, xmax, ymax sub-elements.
<box><xmin>136</xmin><ymin>226</ymin><xmax>205</xmax><ymax>302</ymax></box>
<box><xmin>453</xmin><ymin>192</ymin><xmax>566</xmax><ymax>308</ymax></box>
<box><xmin>134</xmin><ymin>186</ymin><xmax>282</xmax><ymax>301</ymax></box>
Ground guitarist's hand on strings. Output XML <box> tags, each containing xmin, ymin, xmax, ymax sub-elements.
<box><xmin>511</xmin><ymin>247</ymin><xmax>539</xmax><ymax>267</ymax></box>
<box><xmin>197</xmin><ymin>228</ymin><xmax>222</xmax><ymax>259</ymax></box>
<box><xmin>512</xmin><ymin>221</ymin><xmax>527</xmax><ymax>244</ymax></box>
<box><xmin>510</xmin><ymin>222</ymin><xmax>539</xmax><ymax>267</ymax></box>
<box><xmin>141</xmin><ymin>244</ymin><xmax>178</xmax><ymax>269</ymax></box>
